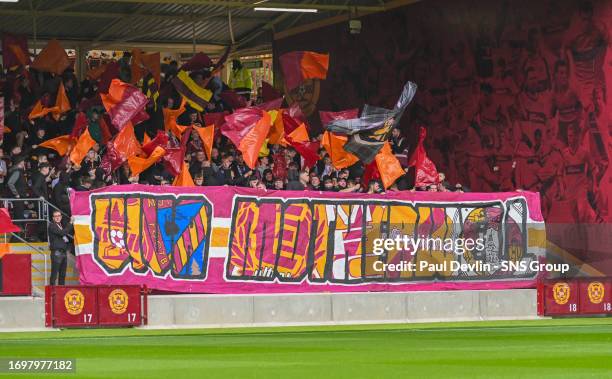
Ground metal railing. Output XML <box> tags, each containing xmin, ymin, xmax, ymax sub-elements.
<box><xmin>1</xmin><ymin>197</ymin><xmax>74</xmax><ymax>297</ymax></box>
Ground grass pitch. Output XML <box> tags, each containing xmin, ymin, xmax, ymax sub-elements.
<box><xmin>0</xmin><ymin>318</ymin><xmax>611</xmax><ymax>378</ymax></box>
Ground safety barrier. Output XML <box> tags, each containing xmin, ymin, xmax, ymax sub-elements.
<box><xmin>537</xmin><ymin>279</ymin><xmax>612</xmax><ymax>316</ymax></box>
<box><xmin>44</xmin><ymin>285</ymin><xmax>147</xmax><ymax>328</ymax></box>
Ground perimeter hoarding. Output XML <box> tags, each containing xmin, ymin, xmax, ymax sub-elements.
<box><xmin>71</xmin><ymin>185</ymin><xmax>545</xmax><ymax>293</ymax></box>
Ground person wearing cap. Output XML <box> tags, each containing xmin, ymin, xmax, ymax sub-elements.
<box><xmin>229</xmin><ymin>59</ymin><xmax>252</xmax><ymax>100</ymax></box>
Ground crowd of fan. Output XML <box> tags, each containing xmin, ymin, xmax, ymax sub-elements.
<box><xmin>0</xmin><ymin>58</ymin><xmax>461</xmax><ymax>223</ymax></box>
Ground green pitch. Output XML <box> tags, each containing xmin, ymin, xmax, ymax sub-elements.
<box><xmin>1</xmin><ymin>318</ymin><xmax>611</xmax><ymax>378</ymax></box>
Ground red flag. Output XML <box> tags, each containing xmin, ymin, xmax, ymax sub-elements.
<box><xmin>407</xmin><ymin>126</ymin><xmax>439</xmax><ymax>188</ymax></box>
<box><xmin>128</xmin><ymin>146</ymin><xmax>166</xmax><ymax>176</ymax></box>
<box><xmin>2</xmin><ymin>33</ymin><xmax>30</xmax><ymax>69</ymax></box>
<box><xmin>222</xmin><ymin>109</ymin><xmax>272</xmax><ymax>169</ymax></box>
<box><xmin>180</xmin><ymin>52</ymin><xmax>213</xmax><ymax>71</ymax></box>
<box><xmin>31</xmin><ymin>39</ymin><xmax>71</xmax><ymax>75</ymax></box>
<box><xmin>0</xmin><ymin>208</ymin><xmax>20</xmax><ymax>234</ymax></box>
<box><xmin>319</xmin><ymin>109</ymin><xmax>359</xmax><ymax>127</ymax></box>
<box><xmin>194</xmin><ymin>125</ymin><xmax>215</xmax><ymax>161</ymax></box>
<box><xmin>285</xmin><ymin>124</ymin><xmax>320</xmax><ymax>169</ymax></box>
<box><xmin>70</xmin><ymin>113</ymin><xmax>89</xmax><ymax>139</ymax></box>
<box><xmin>280</xmin><ymin>51</ymin><xmax>329</xmax><ymax>91</ymax></box>
<box><xmin>141</xmin><ymin>131</ymin><xmax>169</xmax><ymax>157</ymax></box>
<box><xmin>70</xmin><ymin>127</ymin><xmax>96</xmax><ymax>165</ymax></box>
<box><xmin>101</xmin><ymin>79</ymin><xmax>149</xmax><ymax>130</ymax></box>
<box><xmin>220</xmin><ymin>90</ymin><xmax>247</xmax><ymax>110</ymax></box>
<box><xmin>163</xmin><ymin>127</ymin><xmax>191</xmax><ymax>176</ymax></box>
<box><xmin>100</xmin><ymin>142</ymin><xmax>123</xmax><ymax>175</ymax></box>
<box><xmin>39</xmin><ymin>135</ymin><xmax>76</xmax><ymax>156</ymax></box>
<box><xmin>375</xmin><ymin>143</ymin><xmax>404</xmax><ymax>189</ymax></box>
<box><xmin>261</xmin><ymin>81</ymin><xmax>282</xmax><ymax>102</ymax></box>
<box><xmin>98</xmin><ymin>61</ymin><xmax>120</xmax><ymax>94</ymax></box>
<box><xmin>281</xmin><ymin>103</ymin><xmax>307</xmax><ymax>135</ymax></box>
<box><xmin>204</xmin><ymin>111</ymin><xmax>227</xmax><ymax>128</ymax></box>
<box><xmin>173</xmin><ymin>162</ymin><xmax>195</xmax><ymax>187</ymax></box>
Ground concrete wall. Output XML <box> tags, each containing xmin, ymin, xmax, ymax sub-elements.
<box><xmin>0</xmin><ymin>289</ymin><xmax>539</xmax><ymax>331</ymax></box>
<box><xmin>145</xmin><ymin>289</ymin><xmax>539</xmax><ymax>328</ymax></box>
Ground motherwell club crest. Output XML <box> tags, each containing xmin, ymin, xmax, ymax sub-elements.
<box><xmin>108</xmin><ymin>289</ymin><xmax>129</xmax><ymax>314</ymax></box>
<box><xmin>553</xmin><ymin>282</ymin><xmax>571</xmax><ymax>305</ymax></box>
<box><xmin>64</xmin><ymin>289</ymin><xmax>85</xmax><ymax>315</ymax></box>
<box><xmin>587</xmin><ymin>282</ymin><xmax>604</xmax><ymax>304</ymax></box>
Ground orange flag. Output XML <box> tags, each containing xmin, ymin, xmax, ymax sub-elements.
<box><xmin>31</xmin><ymin>39</ymin><xmax>70</xmax><ymax>75</ymax></box>
<box><xmin>142</xmin><ymin>133</ymin><xmax>152</xmax><ymax>145</ymax></box>
<box><xmin>322</xmin><ymin>131</ymin><xmax>359</xmax><ymax>169</ymax></box>
<box><xmin>239</xmin><ymin>111</ymin><xmax>272</xmax><ymax>169</ymax></box>
<box><xmin>375</xmin><ymin>142</ymin><xmax>404</xmax><ymax>189</ymax></box>
<box><xmin>127</xmin><ymin>145</ymin><xmax>166</xmax><ymax>176</ymax></box>
<box><xmin>173</xmin><ymin>162</ymin><xmax>195</xmax><ymax>187</ymax></box>
<box><xmin>131</xmin><ymin>50</ymin><xmax>161</xmax><ymax>86</ymax></box>
<box><xmin>70</xmin><ymin>128</ymin><xmax>96</xmax><ymax>165</ymax></box>
<box><xmin>286</xmin><ymin>123</ymin><xmax>310</xmax><ymax>143</ymax></box>
<box><xmin>194</xmin><ymin>125</ymin><xmax>215</xmax><ymax>160</ymax></box>
<box><xmin>28</xmin><ymin>100</ymin><xmax>58</xmax><ymax>120</ymax></box>
<box><xmin>163</xmin><ymin>98</ymin><xmax>189</xmax><ymax>138</ymax></box>
<box><xmin>268</xmin><ymin>109</ymin><xmax>285</xmax><ymax>145</ymax></box>
<box><xmin>52</xmin><ymin>81</ymin><xmax>71</xmax><ymax>120</ymax></box>
<box><xmin>39</xmin><ymin>135</ymin><xmax>76</xmax><ymax>156</ymax></box>
<box><xmin>113</xmin><ymin>123</ymin><xmax>143</xmax><ymax>160</ymax></box>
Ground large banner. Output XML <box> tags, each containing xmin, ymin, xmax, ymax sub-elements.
<box><xmin>71</xmin><ymin>185</ymin><xmax>545</xmax><ymax>293</ymax></box>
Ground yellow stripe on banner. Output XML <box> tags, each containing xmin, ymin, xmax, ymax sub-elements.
<box><xmin>75</xmin><ymin>224</ymin><xmax>93</xmax><ymax>244</ymax></box>
<box><xmin>211</xmin><ymin>227</ymin><xmax>229</xmax><ymax>247</ymax></box>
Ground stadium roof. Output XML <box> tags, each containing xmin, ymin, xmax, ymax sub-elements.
<box><xmin>0</xmin><ymin>0</ymin><xmax>409</xmax><ymax>54</ymax></box>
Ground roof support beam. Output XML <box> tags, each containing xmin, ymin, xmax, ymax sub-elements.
<box><xmin>92</xmin><ymin>0</ymin><xmax>385</xmax><ymax>12</ymax></box>
<box><xmin>0</xmin><ymin>9</ymin><xmax>259</xmax><ymax>23</ymax></box>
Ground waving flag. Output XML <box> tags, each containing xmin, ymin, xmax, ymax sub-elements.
<box><xmin>101</xmin><ymin>79</ymin><xmax>149</xmax><ymax>130</ymax></box>
<box><xmin>163</xmin><ymin>127</ymin><xmax>192</xmax><ymax>176</ymax></box>
<box><xmin>2</xmin><ymin>33</ymin><xmax>29</xmax><ymax>69</ymax></box>
<box><xmin>70</xmin><ymin>128</ymin><xmax>96</xmax><ymax>165</ymax></box>
<box><xmin>319</xmin><ymin>109</ymin><xmax>359</xmax><ymax>127</ymax></box>
<box><xmin>172</xmin><ymin>70</ymin><xmax>212</xmax><ymax>112</ymax></box>
<box><xmin>39</xmin><ymin>135</ymin><xmax>76</xmax><ymax>156</ymax></box>
<box><xmin>321</xmin><ymin>131</ymin><xmax>359</xmax><ymax>169</ymax></box>
<box><xmin>221</xmin><ymin>108</ymin><xmax>271</xmax><ymax>168</ymax></box>
<box><xmin>142</xmin><ymin>131</ymin><xmax>169</xmax><ymax>157</ymax></box>
<box><xmin>180</xmin><ymin>52</ymin><xmax>213</xmax><ymax>71</ymax></box>
<box><xmin>29</xmin><ymin>82</ymin><xmax>71</xmax><ymax>121</ymax></box>
<box><xmin>407</xmin><ymin>126</ymin><xmax>439</xmax><ymax>188</ymax></box>
<box><xmin>128</xmin><ymin>146</ymin><xmax>166</xmax><ymax>176</ymax></box>
<box><xmin>194</xmin><ymin>125</ymin><xmax>215</xmax><ymax>161</ymax></box>
<box><xmin>173</xmin><ymin>162</ymin><xmax>195</xmax><ymax>187</ymax></box>
<box><xmin>280</xmin><ymin>51</ymin><xmax>329</xmax><ymax>91</ymax></box>
<box><xmin>375</xmin><ymin>143</ymin><xmax>404</xmax><ymax>189</ymax></box>
<box><xmin>285</xmin><ymin>124</ymin><xmax>320</xmax><ymax>169</ymax></box>
<box><xmin>326</xmin><ymin>81</ymin><xmax>417</xmax><ymax>163</ymax></box>
<box><xmin>131</xmin><ymin>50</ymin><xmax>161</xmax><ymax>86</ymax></box>
<box><xmin>163</xmin><ymin>98</ymin><xmax>189</xmax><ymax>138</ymax></box>
<box><xmin>31</xmin><ymin>39</ymin><xmax>70</xmax><ymax>75</ymax></box>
